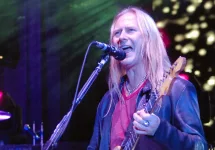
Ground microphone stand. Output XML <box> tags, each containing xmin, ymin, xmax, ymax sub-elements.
<box><xmin>43</xmin><ymin>54</ymin><xmax>109</xmax><ymax>150</ymax></box>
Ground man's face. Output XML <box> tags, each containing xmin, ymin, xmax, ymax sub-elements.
<box><xmin>112</xmin><ymin>12</ymin><xmax>144</xmax><ymax>68</ymax></box>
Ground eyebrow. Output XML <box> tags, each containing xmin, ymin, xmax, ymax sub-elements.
<box><xmin>113</xmin><ymin>29</ymin><xmax>120</xmax><ymax>33</ymax></box>
<box><xmin>114</xmin><ymin>25</ymin><xmax>137</xmax><ymax>30</ymax></box>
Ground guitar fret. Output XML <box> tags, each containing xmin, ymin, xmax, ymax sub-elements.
<box><xmin>131</xmin><ymin>133</ymin><xmax>134</xmax><ymax>144</ymax></box>
<box><xmin>128</xmin><ymin>138</ymin><xmax>132</xmax><ymax>149</ymax></box>
<box><xmin>128</xmin><ymin>139</ymin><xmax>132</xmax><ymax>149</ymax></box>
<box><xmin>125</xmin><ymin>143</ymin><xmax>128</xmax><ymax>150</ymax></box>
<box><xmin>131</xmin><ymin>134</ymin><xmax>136</xmax><ymax>144</ymax></box>
<box><xmin>149</xmin><ymin>101</ymin><xmax>152</xmax><ymax>111</ymax></box>
<box><xmin>126</xmin><ymin>144</ymin><xmax>129</xmax><ymax>150</ymax></box>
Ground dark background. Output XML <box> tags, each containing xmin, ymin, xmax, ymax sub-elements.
<box><xmin>0</xmin><ymin>0</ymin><xmax>214</xmax><ymax>149</ymax></box>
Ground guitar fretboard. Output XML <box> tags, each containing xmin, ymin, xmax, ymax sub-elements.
<box><xmin>120</xmin><ymin>91</ymin><xmax>159</xmax><ymax>150</ymax></box>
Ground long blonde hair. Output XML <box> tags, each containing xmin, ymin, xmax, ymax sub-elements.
<box><xmin>108</xmin><ymin>7</ymin><xmax>171</xmax><ymax>101</ymax></box>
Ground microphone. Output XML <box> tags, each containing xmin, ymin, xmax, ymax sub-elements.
<box><xmin>24</xmin><ymin>124</ymin><xmax>40</xmax><ymax>140</ymax></box>
<box><xmin>93</xmin><ymin>41</ymin><xmax>126</xmax><ymax>60</ymax></box>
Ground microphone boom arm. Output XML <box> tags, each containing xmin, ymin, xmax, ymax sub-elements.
<box><xmin>75</xmin><ymin>54</ymin><xmax>109</xmax><ymax>105</ymax></box>
<box><xmin>43</xmin><ymin>54</ymin><xmax>109</xmax><ymax>150</ymax></box>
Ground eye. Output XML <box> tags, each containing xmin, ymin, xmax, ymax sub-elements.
<box><xmin>128</xmin><ymin>28</ymin><xmax>136</xmax><ymax>32</ymax></box>
<box><xmin>114</xmin><ymin>31</ymin><xmax>120</xmax><ymax>37</ymax></box>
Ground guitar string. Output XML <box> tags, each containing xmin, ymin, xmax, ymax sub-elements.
<box><xmin>123</xmin><ymin>97</ymin><xmax>152</xmax><ymax>149</ymax></box>
<box><xmin>123</xmin><ymin>86</ymin><xmax>161</xmax><ymax>149</ymax></box>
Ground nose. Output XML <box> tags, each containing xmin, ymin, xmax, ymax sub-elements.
<box><xmin>117</xmin><ymin>30</ymin><xmax>127</xmax><ymax>46</ymax></box>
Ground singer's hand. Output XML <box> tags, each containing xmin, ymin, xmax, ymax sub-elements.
<box><xmin>133</xmin><ymin>110</ymin><xmax>160</xmax><ymax>136</ymax></box>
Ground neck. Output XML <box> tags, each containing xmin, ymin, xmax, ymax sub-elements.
<box><xmin>125</xmin><ymin>66</ymin><xmax>146</xmax><ymax>94</ymax></box>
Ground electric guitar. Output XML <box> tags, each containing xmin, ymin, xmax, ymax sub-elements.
<box><xmin>114</xmin><ymin>56</ymin><xmax>187</xmax><ymax>150</ymax></box>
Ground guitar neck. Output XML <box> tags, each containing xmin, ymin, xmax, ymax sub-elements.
<box><xmin>121</xmin><ymin>129</ymin><xmax>140</xmax><ymax>150</ymax></box>
<box><xmin>120</xmin><ymin>91</ymin><xmax>159</xmax><ymax>150</ymax></box>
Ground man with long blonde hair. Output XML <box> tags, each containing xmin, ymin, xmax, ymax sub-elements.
<box><xmin>88</xmin><ymin>7</ymin><xmax>207</xmax><ymax>150</ymax></box>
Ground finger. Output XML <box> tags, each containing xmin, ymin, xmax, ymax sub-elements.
<box><xmin>137</xmin><ymin>110</ymin><xmax>151</xmax><ymax>120</ymax></box>
<box><xmin>133</xmin><ymin>126</ymin><xmax>148</xmax><ymax>135</ymax></box>
<box><xmin>133</xmin><ymin>120</ymin><xmax>148</xmax><ymax>131</ymax></box>
<box><xmin>133</xmin><ymin>112</ymin><xmax>143</xmax><ymax>123</ymax></box>
<box><xmin>138</xmin><ymin>111</ymin><xmax>158</xmax><ymax>124</ymax></box>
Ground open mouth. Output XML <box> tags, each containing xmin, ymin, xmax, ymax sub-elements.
<box><xmin>120</xmin><ymin>45</ymin><xmax>133</xmax><ymax>52</ymax></box>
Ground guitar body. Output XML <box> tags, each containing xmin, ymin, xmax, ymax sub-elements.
<box><xmin>114</xmin><ymin>56</ymin><xmax>186</xmax><ymax>150</ymax></box>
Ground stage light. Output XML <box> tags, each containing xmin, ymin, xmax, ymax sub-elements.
<box><xmin>173</xmin><ymin>3</ymin><xmax>180</xmax><ymax>10</ymax></box>
<box><xmin>0</xmin><ymin>91</ymin><xmax>3</xmax><ymax>105</ymax></box>
<box><xmin>208</xmin><ymin>67</ymin><xmax>212</xmax><ymax>72</ymax></box>
<box><xmin>204</xmin><ymin>119</ymin><xmax>214</xmax><ymax>127</ymax></box>
<box><xmin>171</xmin><ymin>10</ymin><xmax>177</xmax><ymax>15</ymax></box>
<box><xmin>186</xmin><ymin>43</ymin><xmax>196</xmax><ymax>51</ymax></box>
<box><xmin>180</xmin><ymin>43</ymin><xmax>196</xmax><ymax>54</ymax></box>
<box><xmin>193</xmin><ymin>0</ymin><xmax>203</xmax><ymax>4</ymax></box>
<box><xmin>175</xmin><ymin>44</ymin><xmax>182</xmax><ymax>51</ymax></box>
<box><xmin>162</xmin><ymin>7</ymin><xmax>170</xmax><ymax>14</ymax></box>
<box><xmin>156</xmin><ymin>21</ymin><xmax>166</xmax><ymax>28</ymax></box>
<box><xmin>204</xmin><ymin>1</ymin><xmax>213</xmax><ymax>10</ymax></box>
<box><xmin>181</xmin><ymin>47</ymin><xmax>189</xmax><ymax>54</ymax></box>
<box><xmin>0</xmin><ymin>91</ymin><xmax>12</xmax><ymax>121</ymax></box>
<box><xmin>194</xmin><ymin>70</ymin><xmax>201</xmax><ymax>76</ymax></box>
<box><xmin>207</xmin><ymin>76</ymin><xmax>215</xmax><ymax>86</ymax></box>
<box><xmin>186</xmin><ymin>5</ymin><xmax>196</xmax><ymax>13</ymax></box>
<box><xmin>203</xmin><ymin>83</ymin><xmax>213</xmax><ymax>91</ymax></box>
<box><xmin>186</xmin><ymin>24</ymin><xmax>192</xmax><ymax>30</ymax></box>
<box><xmin>189</xmin><ymin>0</ymin><xmax>202</xmax><ymax>6</ymax></box>
<box><xmin>153</xmin><ymin>0</ymin><xmax>214</xmax><ymax>143</ymax></box>
<box><xmin>185</xmin><ymin>29</ymin><xmax>200</xmax><ymax>39</ymax></box>
<box><xmin>185</xmin><ymin>64</ymin><xmax>193</xmax><ymax>73</ymax></box>
<box><xmin>175</xmin><ymin>17</ymin><xmax>189</xmax><ymax>25</ymax></box>
<box><xmin>203</xmin><ymin>76</ymin><xmax>215</xmax><ymax>91</ymax></box>
<box><xmin>153</xmin><ymin>0</ymin><xmax>163</xmax><ymax>8</ymax></box>
<box><xmin>192</xmin><ymin>23</ymin><xmax>199</xmax><ymax>29</ymax></box>
<box><xmin>184</xmin><ymin>59</ymin><xmax>194</xmax><ymax>73</ymax></box>
<box><xmin>198</xmin><ymin>48</ymin><xmax>207</xmax><ymax>56</ymax></box>
<box><xmin>174</xmin><ymin>34</ymin><xmax>184</xmax><ymax>42</ymax></box>
<box><xmin>200</xmin><ymin>22</ymin><xmax>208</xmax><ymax>29</ymax></box>
<box><xmin>206</xmin><ymin>32</ymin><xmax>215</xmax><ymax>45</ymax></box>
<box><xmin>199</xmin><ymin>15</ymin><xmax>206</xmax><ymax>21</ymax></box>
<box><xmin>0</xmin><ymin>91</ymin><xmax>3</xmax><ymax>98</ymax></box>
